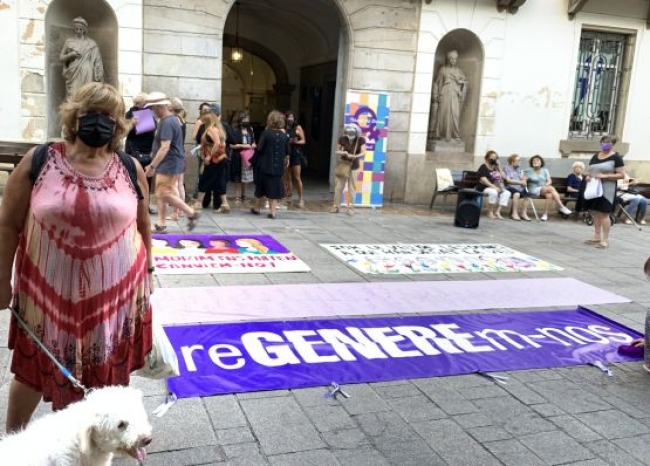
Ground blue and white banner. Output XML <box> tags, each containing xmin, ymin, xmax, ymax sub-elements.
<box><xmin>164</xmin><ymin>308</ymin><xmax>641</xmax><ymax>398</ymax></box>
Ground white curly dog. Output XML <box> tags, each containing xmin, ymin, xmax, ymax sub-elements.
<box><xmin>0</xmin><ymin>385</ymin><xmax>152</xmax><ymax>465</ymax></box>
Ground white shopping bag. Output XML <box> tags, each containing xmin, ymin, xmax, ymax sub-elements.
<box><xmin>136</xmin><ymin>320</ymin><xmax>180</xmax><ymax>379</ymax></box>
<box><xmin>584</xmin><ymin>178</ymin><xmax>603</xmax><ymax>200</ymax></box>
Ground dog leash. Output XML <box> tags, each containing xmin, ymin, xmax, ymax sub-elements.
<box><xmin>9</xmin><ymin>307</ymin><xmax>90</xmax><ymax>396</ymax></box>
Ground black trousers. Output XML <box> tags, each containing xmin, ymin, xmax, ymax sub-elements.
<box><xmin>199</xmin><ymin>162</ymin><xmax>228</xmax><ymax>209</ymax></box>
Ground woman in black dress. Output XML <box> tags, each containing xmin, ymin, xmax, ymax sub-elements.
<box><xmin>581</xmin><ymin>135</ymin><xmax>625</xmax><ymax>249</ymax></box>
<box><xmin>251</xmin><ymin>110</ymin><xmax>290</xmax><ymax>219</ymax></box>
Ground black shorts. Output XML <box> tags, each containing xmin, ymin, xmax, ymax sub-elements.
<box><xmin>506</xmin><ymin>187</ymin><xmax>530</xmax><ymax>198</ymax></box>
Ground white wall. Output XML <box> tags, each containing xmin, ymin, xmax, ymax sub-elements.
<box><xmin>0</xmin><ymin>0</ymin><xmax>25</xmax><ymax>141</ymax></box>
<box><xmin>414</xmin><ymin>0</ymin><xmax>650</xmax><ymax>162</ymax></box>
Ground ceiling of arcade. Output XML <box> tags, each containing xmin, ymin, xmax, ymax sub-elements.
<box><xmin>222</xmin><ymin>0</ymin><xmax>343</xmax><ymax>67</ymax></box>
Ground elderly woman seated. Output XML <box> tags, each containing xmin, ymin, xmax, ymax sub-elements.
<box><xmin>524</xmin><ymin>154</ymin><xmax>572</xmax><ymax>221</ymax></box>
<box><xmin>503</xmin><ymin>154</ymin><xmax>531</xmax><ymax>221</ymax></box>
<box><xmin>617</xmin><ymin>174</ymin><xmax>647</xmax><ymax>225</ymax></box>
<box><xmin>566</xmin><ymin>161</ymin><xmax>584</xmax><ymax>199</ymax></box>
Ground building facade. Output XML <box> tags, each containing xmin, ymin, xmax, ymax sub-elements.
<box><xmin>1</xmin><ymin>0</ymin><xmax>649</xmax><ymax>203</ymax></box>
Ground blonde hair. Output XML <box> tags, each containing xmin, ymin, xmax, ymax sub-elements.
<box><xmin>239</xmin><ymin>238</ymin><xmax>268</xmax><ymax>253</ymax></box>
<box><xmin>266</xmin><ymin>110</ymin><xmax>285</xmax><ymax>130</ymax></box>
<box><xmin>59</xmin><ymin>82</ymin><xmax>129</xmax><ymax>152</ymax></box>
<box><xmin>507</xmin><ymin>154</ymin><xmax>520</xmax><ymax>165</ymax></box>
<box><xmin>170</xmin><ymin>97</ymin><xmax>186</xmax><ymax>120</ymax></box>
<box><xmin>200</xmin><ymin>112</ymin><xmax>225</xmax><ymax>142</ymax></box>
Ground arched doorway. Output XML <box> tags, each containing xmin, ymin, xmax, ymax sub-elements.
<box><xmin>45</xmin><ymin>0</ymin><xmax>118</xmax><ymax>137</ymax></box>
<box><xmin>222</xmin><ymin>0</ymin><xmax>348</xmax><ymax>186</ymax></box>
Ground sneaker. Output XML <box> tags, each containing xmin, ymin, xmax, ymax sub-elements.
<box><xmin>559</xmin><ymin>205</ymin><xmax>572</xmax><ymax>215</ymax></box>
<box><xmin>541</xmin><ymin>214</ymin><xmax>548</xmax><ymax>221</ymax></box>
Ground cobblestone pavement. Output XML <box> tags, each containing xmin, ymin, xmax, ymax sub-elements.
<box><xmin>4</xmin><ymin>197</ymin><xmax>650</xmax><ymax>466</ymax></box>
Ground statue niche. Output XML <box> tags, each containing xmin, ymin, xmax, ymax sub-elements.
<box><xmin>431</xmin><ymin>49</ymin><xmax>467</xmax><ymax>144</ymax></box>
<box><xmin>60</xmin><ymin>16</ymin><xmax>104</xmax><ymax>101</ymax></box>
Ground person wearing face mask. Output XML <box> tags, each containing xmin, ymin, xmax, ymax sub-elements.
<box><xmin>0</xmin><ymin>82</ymin><xmax>153</xmax><ymax>430</ymax></box>
<box><xmin>525</xmin><ymin>155</ymin><xmax>572</xmax><ymax>221</ymax></box>
<box><xmin>581</xmin><ymin>135</ymin><xmax>625</xmax><ymax>248</ymax></box>
<box><xmin>229</xmin><ymin>111</ymin><xmax>256</xmax><ymax>203</ymax></box>
<box><xmin>476</xmin><ymin>151</ymin><xmax>511</xmax><ymax>219</ymax></box>
<box><xmin>503</xmin><ymin>154</ymin><xmax>531</xmax><ymax>221</ymax></box>
<box><xmin>145</xmin><ymin>92</ymin><xmax>200</xmax><ymax>231</ymax></box>
<box><xmin>284</xmin><ymin>111</ymin><xmax>307</xmax><ymax>208</ymax></box>
<box><xmin>331</xmin><ymin>123</ymin><xmax>367</xmax><ymax>215</ymax></box>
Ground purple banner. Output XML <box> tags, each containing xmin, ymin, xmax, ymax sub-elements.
<box><xmin>164</xmin><ymin>308</ymin><xmax>642</xmax><ymax>398</ymax></box>
<box><xmin>152</xmin><ymin>234</ymin><xmax>290</xmax><ymax>254</ymax></box>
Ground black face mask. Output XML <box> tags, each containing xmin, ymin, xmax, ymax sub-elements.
<box><xmin>241</xmin><ymin>122</ymin><xmax>251</xmax><ymax>128</ymax></box>
<box><xmin>287</xmin><ymin>120</ymin><xmax>295</xmax><ymax>128</ymax></box>
<box><xmin>77</xmin><ymin>113</ymin><xmax>115</xmax><ymax>148</ymax></box>
<box><xmin>489</xmin><ymin>158</ymin><xmax>497</xmax><ymax>164</ymax></box>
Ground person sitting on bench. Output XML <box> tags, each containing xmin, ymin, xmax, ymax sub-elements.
<box><xmin>566</xmin><ymin>161</ymin><xmax>584</xmax><ymax>199</ymax></box>
<box><xmin>617</xmin><ymin>174</ymin><xmax>647</xmax><ymax>225</ymax></box>
<box><xmin>524</xmin><ymin>154</ymin><xmax>572</xmax><ymax>221</ymax></box>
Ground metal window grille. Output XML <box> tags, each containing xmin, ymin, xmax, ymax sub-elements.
<box><xmin>569</xmin><ymin>31</ymin><xmax>626</xmax><ymax>139</ymax></box>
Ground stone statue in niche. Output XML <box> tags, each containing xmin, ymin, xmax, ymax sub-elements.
<box><xmin>431</xmin><ymin>50</ymin><xmax>467</xmax><ymax>143</ymax></box>
<box><xmin>59</xmin><ymin>16</ymin><xmax>104</xmax><ymax>101</ymax></box>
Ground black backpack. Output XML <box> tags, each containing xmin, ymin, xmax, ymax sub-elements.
<box><xmin>30</xmin><ymin>143</ymin><xmax>144</xmax><ymax>200</ymax></box>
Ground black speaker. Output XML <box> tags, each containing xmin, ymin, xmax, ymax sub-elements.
<box><xmin>454</xmin><ymin>189</ymin><xmax>482</xmax><ymax>228</ymax></box>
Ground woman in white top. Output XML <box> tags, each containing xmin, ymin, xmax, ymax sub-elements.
<box><xmin>524</xmin><ymin>155</ymin><xmax>572</xmax><ymax>221</ymax></box>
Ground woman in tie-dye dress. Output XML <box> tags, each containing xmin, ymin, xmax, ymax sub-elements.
<box><xmin>0</xmin><ymin>82</ymin><xmax>153</xmax><ymax>432</ymax></box>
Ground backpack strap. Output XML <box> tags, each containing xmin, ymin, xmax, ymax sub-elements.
<box><xmin>116</xmin><ymin>151</ymin><xmax>144</xmax><ymax>201</ymax></box>
<box><xmin>29</xmin><ymin>143</ymin><xmax>52</xmax><ymax>185</ymax></box>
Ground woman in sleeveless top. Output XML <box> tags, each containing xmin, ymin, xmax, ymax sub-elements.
<box><xmin>197</xmin><ymin>112</ymin><xmax>230</xmax><ymax>213</ymax></box>
<box><xmin>0</xmin><ymin>82</ymin><xmax>152</xmax><ymax>431</ymax></box>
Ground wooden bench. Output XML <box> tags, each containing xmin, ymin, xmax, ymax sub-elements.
<box><xmin>430</xmin><ymin>170</ymin><xmax>483</xmax><ymax>210</ymax></box>
<box><xmin>0</xmin><ymin>141</ymin><xmax>35</xmax><ymax>171</ymax></box>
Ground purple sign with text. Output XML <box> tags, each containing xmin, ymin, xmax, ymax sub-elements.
<box><xmin>165</xmin><ymin>308</ymin><xmax>642</xmax><ymax>398</ymax></box>
<box><xmin>151</xmin><ymin>234</ymin><xmax>310</xmax><ymax>274</ymax></box>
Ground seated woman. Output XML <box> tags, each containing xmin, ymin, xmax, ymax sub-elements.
<box><xmin>525</xmin><ymin>154</ymin><xmax>572</xmax><ymax>221</ymax></box>
<box><xmin>617</xmin><ymin>174</ymin><xmax>647</xmax><ymax>225</ymax></box>
<box><xmin>503</xmin><ymin>154</ymin><xmax>531</xmax><ymax>221</ymax></box>
<box><xmin>476</xmin><ymin>151</ymin><xmax>511</xmax><ymax>219</ymax></box>
<box><xmin>566</xmin><ymin>161</ymin><xmax>584</xmax><ymax>199</ymax></box>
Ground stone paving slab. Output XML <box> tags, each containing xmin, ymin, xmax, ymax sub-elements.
<box><xmin>5</xmin><ymin>202</ymin><xmax>650</xmax><ymax>465</ymax></box>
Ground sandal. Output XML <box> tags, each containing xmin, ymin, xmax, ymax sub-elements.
<box><xmin>187</xmin><ymin>212</ymin><xmax>201</xmax><ymax>231</ymax></box>
<box><xmin>595</xmin><ymin>241</ymin><xmax>609</xmax><ymax>249</ymax></box>
<box><xmin>153</xmin><ymin>224</ymin><xmax>167</xmax><ymax>233</ymax></box>
<box><xmin>583</xmin><ymin>238</ymin><xmax>601</xmax><ymax>244</ymax></box>
<box><xmin>215</xmin><ymin>206</ymin><xmax>231</xmax><ymax>214</ymax></box>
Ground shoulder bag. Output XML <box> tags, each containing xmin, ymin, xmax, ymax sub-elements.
<box><xmin>334</xmin><ymin>138</ymin><xmax>359</xmax><ymax>179</ymax></box>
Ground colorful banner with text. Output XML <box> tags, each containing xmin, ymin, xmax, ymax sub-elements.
<box><xmin>343</xmin><ymin>91</ymin><xmax>390</xmax><ymax>207</ymax></box>
<box><xmin>152</xmin><ymin>234</ymin><xmax>310</xmax><ymax>275</ymax></box>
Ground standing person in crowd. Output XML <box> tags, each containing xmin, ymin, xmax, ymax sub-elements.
<box><xmin>145</xmin><ymin>92</ymin><xmax>199</xmax><ymax>232</ymax></box>
<box><xmin>0</xmin><ymin>82</ymin><xmax>153</xmax><ymax>430</ymax></box>
<box><xmin>581</xmin><ymin>135</ymin><xmax>625</xmax><ymax>248</ymax></box>
<box><xmin>251</xmin><ymin>110</ymin><xmax>291</xmax><ymax>219</ymax></box>
<box><xmin>196</xmin><ymin>111</ymin><xmax>230</xmax><ymax>213</ymax></box>
<box><xmin>566</xmin><ymin>161</ymin><xmax>584</xmax><ymax>198</ymax></box>
<box><xmin>476</xmin><ymin>151</ymin><xmax>511</xmax><ymax>219</ymax></box>
<box><xmin>331</xmin><ymin>123</ymin><xmax>366</xmax><ymax>216</ymax></box>
<box><xmin>168</xmin><ymin>97</ymin><xmax>187</xmax><ymax>221</ymax></box>
<box><xmin>125</xmin><ymin>92</ymin><xmax>156</xmax><ymax>214</ymax></box>
<box><xmin>190</xmin><ymin>102</ymin><xmax>212</xmax><ymax>202</ymax></box>
<box><xmin>525</xmin><ymin>154</ymin><xmax>572</xmax><ymax>221</ymax></box>
<box><xmin>617</xmin><ymin>173</ymin><xmax>648</xmax><ymax>226</ymax></box>
<box><xmin>284</xmin><ymin>111</ymin><xmax>307</xmax><ymax>208</ymax></box>
<box><xmin>229</xmin><ymin>111</ymin><xmax>256</xmax><ymax>203</ymax></box>
<box><xmin>503</xmin><ymin>154</ymin><xmax>531</xmax><ymax>221</ymax></box>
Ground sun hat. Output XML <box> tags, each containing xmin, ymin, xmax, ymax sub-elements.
<box><xmin>145</xmin><ymin>92</ymin><xmax>171</xmax><ymax>107</ymax></box>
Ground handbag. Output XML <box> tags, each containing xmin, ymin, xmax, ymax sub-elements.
<box><xmin>584</xmin><ymin>178</ymin><xmax>603</xmax><ymax>200</ymax></box>
<box><xmin>136</xmin><ymin>320</ymin><xmax>180</xmax><ymax>379</ymax></box>
<box><xmin>335</xmin><ymin>160</ymin><xmax>352</xmax><ymax>178</ymax></box>
<box><xmin>241</xmin><ymin>149</ymin><xmax>255</xmax><ymax>167</ymax></box>
<box><xmin>334</xmin><ymin>138</ymin><xmax>359</xmax><ymax>178</ymax></box>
